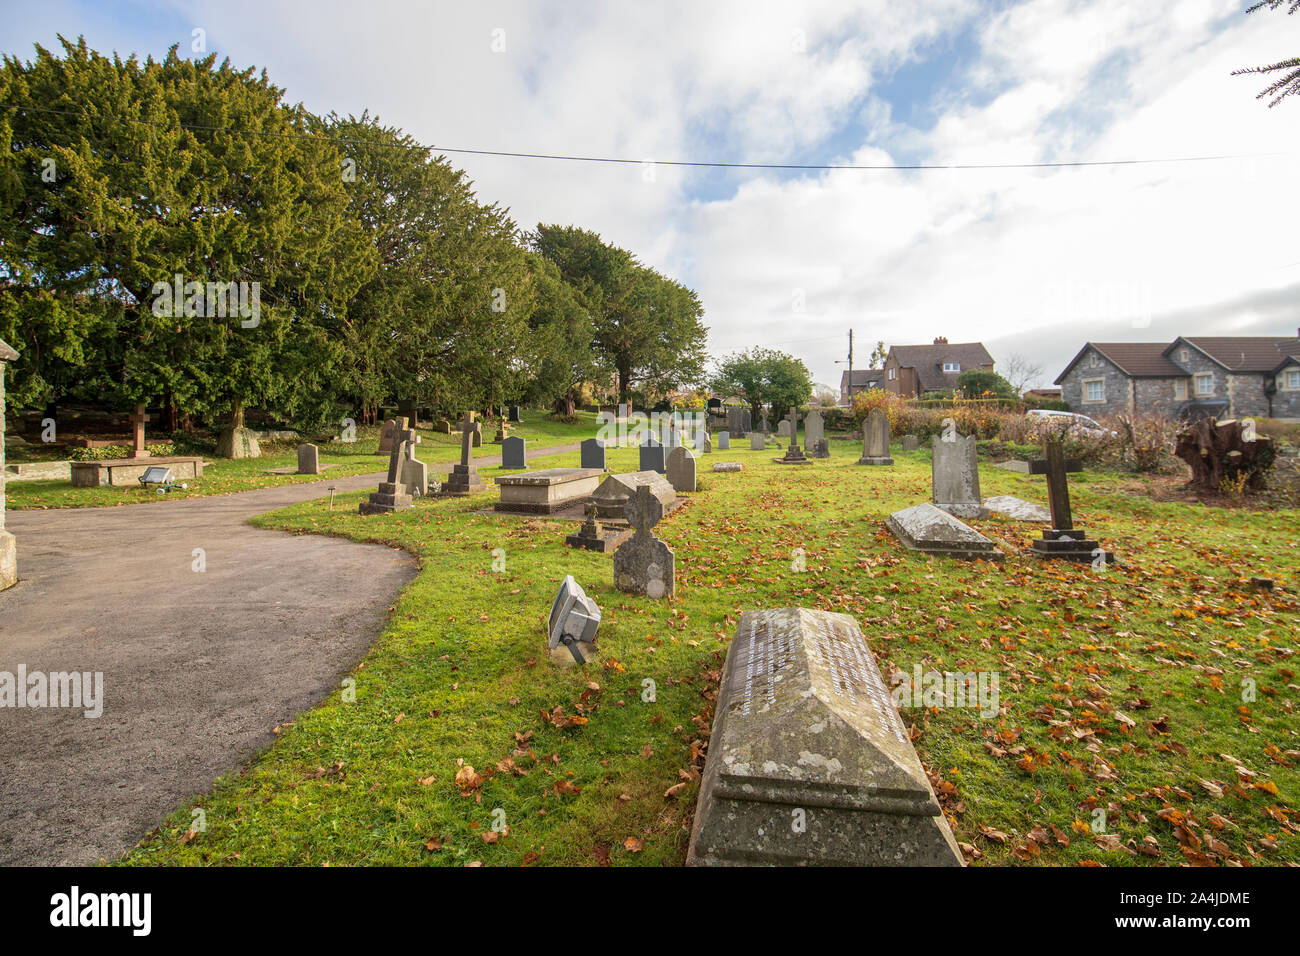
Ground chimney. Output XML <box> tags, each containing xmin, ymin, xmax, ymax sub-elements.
<box><xmin>933</xmin><ymin>336</ymin><xmax>948</xmax><ymax>345</ymax></box>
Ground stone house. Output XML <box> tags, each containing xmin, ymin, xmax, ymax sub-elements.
<box><xmin>838</xmin><ymin>368</ymin><xmax>886</xmax><ymax>405</ymax></box>
<box><xmin>883</xmin><ymin>338</ymin><xmax>995</xmax><ymax>399</ymax></box>
<box><xmin>1055</xmin><ymin>336</ymin><xmax>1300</xmax><ymax>421</ymax></box>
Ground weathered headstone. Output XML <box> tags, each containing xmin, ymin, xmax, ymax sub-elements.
<box><xmin>0</xmin><ymin>339</ymin><xmax>18</xmax><ymax>589</ymax></box>
<box><xmin>216</xmin><ymin>422</ymin><xmax>261</xmax><ymax>459</ymax></box>
<box><xmin>565</xmin><ymin>502</ymin><xmax>622</xmax><ymax>553</ymax></box>
<box><xmin>717</xmin><ymin>430</ymin><xmax>731</xmax><ymax>450</ymax></box>
<box><xmin>613</xmin><ymin>485</ymin><xmax>675</xmax><ymax>599</ymax></box>
<box><xmin>377</xmin><ymin>418</ymin><xmax>399</xmax><ymax>454</ymax></box>
<box><xmin>580</xmin><ymin>437</ymin><xmax>606</xmax><ymax>470</ymax></box>
<box><xmin>509</xmin><ymin>405</ymin><xmax>521</xmax><ymax>423</ymax></box>
<box><xmin>441</xmin><ymin>412</ymin><xmax>486</xmax><ymax>496</ymax></box>
<box><xmin>501</xmin><ymin>435</ymin><xmax>527</xmax><ymax>470</ymax></box>
<box><xmin>471</xmin><ymin>421</ymin><xmax>483</xmax><ymax>448</ymax></box>
<box><xmin>666</xmin><ymin>445</ymin><xmax>697</xmax><ymax>493</ymax></box>
<box><xmin>902</xmin><ymin>435</ymin><xmax>920</xmax><ymax>452</ymax></box>
<box><xmin>887</xmin><ymin>503</ymin><xmax>1004</xmax><ymax>561</ymax></box>
<box><xmin>728</xmin><ymin>406</ymin><xmax>747</xmax><ymax>438</ymax></box>
<box><xmin>360</xmin><ymin>428</ymin><xmax>416</xmax><ymax>514</ymax></box>
<box><xmin>750</xmin><ymin>433</ymin><xmax>765</xmax><ymax>451</ymax></box>
<box><xmin>434</xmin><ymin>418</ymin><xmax>452</xmax><ymax>434</ymax></box>
<box><xmin>713</xmin><ymin>462</ymin><xmax>743</xmax><ymax>473</ymax></box>
<box><xmin>1027</xmin><ymin>436</ymin><xmax>1115</xmax><ymax>565</ymax></box>
<box><xmin>640</xmin><ymin>436</ymin><xmax>666</xmax><ymax>474</ymax></box>
<box><xmin>775</xmin><ymin>409</ymin><xmax>811</xmax><ymax>465</ymax></box>
<box><xmin>857</xmin><ymin>408</ymin><xmax>894</xmax><ymax>466</ymax></box>
<box><xmin>931</xmin><ymin>433</ymin><xmax>986</xmax><ymax>518</ymax></box>
<box><xmin>401</xmin><ymin>454</ymin><xmax>428</xmax><ymax>497</ymax></box>
<box><xmin>777</xmin><ymin>419</ymin><xmax>791</xmax><ymax>438</ymax></box>
<box><xmin>804</xmin><ymin>409</ymin><xmax>825</xmax><ymax>450</ymax></box>
<box><xmin>811</xmin><ymin>438</ymin><xmax>829</xmax><ymax>459</ymax></box>
<box><xmin>296</xmin><ymin>443</ymin><xmax>320</xmax><ymax>475</ymax></box>
<box><xmin>687</xmin><ymin>608</ymin><xmax>963</xmax><ymax>866</ymax></box>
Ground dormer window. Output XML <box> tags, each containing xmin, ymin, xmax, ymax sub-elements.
<box><xmin>943</xmin><ymin>362</ymin><xmax>960</xmax><ymax>373</ymax></box>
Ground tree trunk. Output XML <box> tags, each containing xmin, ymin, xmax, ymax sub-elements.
<box><xmin>1174</xmin><ymin>418</ymin><xmax>1274</xmax><ymax>493</ymax></box>
<box><xmin>230</xmin><ymin>399</ymin><xmax>245</xmax><ymax>430</ymax></box>
<box><xmin>553</xmin><ymin>391</ymin><xmax>576</xmax><ymax>417</ymax></box>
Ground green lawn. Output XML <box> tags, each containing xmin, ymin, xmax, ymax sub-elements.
<box><xmin>121</xmin><ymin>437</ymin><xmax>1300</xmax><ymax>867</ymax></box>
<box><xmin>5</xmin><ymin>411</ymin><xmax>595</xmax><ymax>509</ymax></box>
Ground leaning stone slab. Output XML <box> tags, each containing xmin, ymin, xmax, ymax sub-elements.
<box><xmin>983</xmin><ymin>495</ymin><xmax>1050</xmax><ymax>522</ymax></box>
<box><xmin>687</xmin><ymin>607</ymin><xmax>963</xmax><ymax>867</ymax></box>
<box><xmin>886</xmin><ymin>503</ymin><xmax>1004</xmax><ymax>561</ymax></box>
<box><xmin>494</xmin><ymin>467</ymin><xmax>604</xmax><ymax>515</ymax></box>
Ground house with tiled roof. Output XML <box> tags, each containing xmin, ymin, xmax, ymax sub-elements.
<box><xmin>883</xmin><ymin>337</ymin><xmax>994</xmax><ymax>399</ymax></box>
<box><xmin>838</xmin><ymin>368</ymin><xmax>886</xmax><ymax>405</ymax></box>
<box><xmin>1055</xmin><ymin>335</ymin><xmax>1300</xmax><ymax>420</ymax></box>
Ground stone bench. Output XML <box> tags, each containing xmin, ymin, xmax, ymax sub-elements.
<box><xmin>69</xmin><ymin>456</ymin><xmax>205</xmax><ymax>488</ymax></box>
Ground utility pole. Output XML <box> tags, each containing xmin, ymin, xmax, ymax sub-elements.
<box><xmin>847</xmin><ymin>329</ymin><xmax>854</xmax><ymax>404</ymax></box>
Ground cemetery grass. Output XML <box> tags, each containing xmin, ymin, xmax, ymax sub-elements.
<box><xmin>4</xmin><ymin>411</ymin><xmax>597</xmax><ymax>509</ymax></box>
<box><xmin>124</xmin><ymin>440</ymin><xmax>1300</xmax><ymax>867</ymax></box>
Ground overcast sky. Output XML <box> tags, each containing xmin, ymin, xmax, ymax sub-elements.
<box><xmin>7</xmin><ymin>0</ymin><xmax>1298</xmax><ymax>389</ymax></box>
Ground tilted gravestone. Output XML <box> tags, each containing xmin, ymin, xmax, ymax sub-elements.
<box><xmin>717</xmin><ymin>430</ymin><xmax>731</xmax><ymax>450</ymax></box>
<box><xmin>687</xmin><ymin>608</ymin><xmax>963</xmax><ymax>866</ymax></box>
<box><xmin>1027</xmin><ymin>435</ymin><xmax>1115</xmax><ymax>565</ymax></box>
<box><xmin>666</xmin><ymin>445</ymin><xmax>697</xmax><ymax>493</ymax></box>
<box><xmin>360</xmin><ymin>428</ymin><xmax>416</xmax><ymax>515</ymax></box>
<box><xmin>639</xmin><ymin>437</ymin><xmax>666</xmax><ymax>474</ymax></box>
<box><xmin>501</xmin><ymin>435</ymin><xmax>527</xmax><ymax>470</ymax></box>
<box><xmin>804</xmin><ymin>409</ymin><xmax>825</xmax><ymax>450</ymax></box>
<box><xmin>401</xmin><ymin>449</ymin><xmax>428</xmax><ymax>497</ymax></box>
<box><xmin>441</xmin><ymin>412</ymin><xmax>486</xmax><ymax>496</ymax></box>
<box><xmin>296</xmin><ymin>443</ymin><xmax>320</xmax><ymax>475</ymax></box>
<box><xmin>931</xmin><ymin>433</ymin><xmax>986</xmax><ymax>518</ymax></box>
<box><xmin>857</xmin><ymin>408</ymin><xmax>894</xmax><ymax>466</ymax></box>
<box><xmin>580</xmin><ymin>437</ymin><xmax>606</xmax><ymax>470</ymax></box>
<box><xmin>613</xmin><ymin>485</ymin><xmax>674</xmax><ymax>598</ymax></box>
<box><xmin>887</xmin><ymin>503</ymin><xmax>1004</xmax><ymax>561</ymax></box>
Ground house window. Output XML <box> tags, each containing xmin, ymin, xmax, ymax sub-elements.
<box><xmin>1195</xmin><ymin>373</ymin><xmax>1214</xmax><ymax>396</ymax></box>
<box><xmin>1285</xmin><ymin>369</ymin><xmax>1300</xmax><ymax>390</ymax></box>
<box><xmin>1089</xmin><ymin>354</ymin><xmax>1099</xmax><ymax>368</ymax></box>
<box><xmin>943</xmin><ymin>362</ymin><xmax>960</xmax><ymax>373</ymax></box>
<box><xmin>1174</xmin><ymin>379</ymin><xmax>1187</xmax><ymax>400</ymax></box>
<box><xmin>888</xmin><ymin>368</ymin><xmax>896</xmax><ymax>380</ymax></box>
<box><xmin>1083</xmin><ymin>379</ymin><xmax>1104</xmax><ymax>403</ymax></box>
<box><xmin>1179</xmin><ymin>348</ymin><xmax>1189</xmax><ymax>363</ymax></box>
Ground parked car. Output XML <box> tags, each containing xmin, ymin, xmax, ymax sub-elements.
<box><xmin>1025</xmin><ymin>409</ymin><xmax>1116</xmax><ymax>438</ymax></box>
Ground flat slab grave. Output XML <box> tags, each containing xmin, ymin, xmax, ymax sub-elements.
<box><xmin>983</xmin><ymin>495</ymin><xmax>1050</xmax><ymax>522</ymax></box>
<box><xmin>70</xmin><ymin>456</ymin><xmax>205</xmax><ymax>487</ymax></box>
<box><xmin>687</xmin><ymin>608</ymin><xmax>963</xmax><ymax>867</ymax></box>
<box><xmin>886</xmin><ymin>503</ymin><xmax>1004</xmax><ymax>561</ymax></box>
<box><xmin>493</xmin><ymin>467</ymin><xmax>604</xmax><ymax>515</ymax></box>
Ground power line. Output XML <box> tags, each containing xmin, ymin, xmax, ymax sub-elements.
<box><xmin>3</xmin><ymin>103</ymin><xmax>1292</xmax><ymax>171</ymax></box>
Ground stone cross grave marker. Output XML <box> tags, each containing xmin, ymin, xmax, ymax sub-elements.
<box><xmin>687</xmin><ymin>607</ymin><xmax>963</xmax><ymax>866</ymax></box>
<box><xmin>129</xmin><ymin>405</ymin><xmax>151</xmax><ymax>459</ymax></box>
<box><xmin>613</xmin><ymin>485</ymin><xmax>675</xmax><ymax>598</ymax></box>
<box><xmin>360</xmin><ymin>427</ymin><xmax>416</xmax><ymax>514</ymax></box>
<box><xmin>441</xmin><ymin>411</ymin><xmax>486</xmax><ymax>496</ymax></box>
<box><xmin>775</xmin><ymin>409</ymin><xmax>811</xmax><ymax>465</ymax></box>
<box><xmin>1027</xmin><ymin>435</ymin><xmax>1114</xmax><ymax>565</ymax></box>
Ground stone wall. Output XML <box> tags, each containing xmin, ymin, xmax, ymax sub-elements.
<box><xmin>1272</xmin><ymin>366</ymin><xmax>1300</xmax><ymax>420</ymax></box>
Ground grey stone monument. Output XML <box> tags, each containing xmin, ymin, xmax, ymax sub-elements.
<box><xmin>687</xmin><ymin>608</ymin><xmax>963</xmax><ymax>866</ymax></box>
<box><xmin>360</xmin><ymin>428</ymin><xmax>416</xmax><ymax>514</ymax></box>
<box><xmin>441</xmin><ymin>412</ymin><xmax>486</xmax><ymax>496</ymax></box>
<box><xmin>804</xmin><ymin>409</ymin><xmax>825</xmax><ymax>450</ymax></box>
<box><xmin>501</xmin><ymin>435</ymin><xmax>527</xmax><ymax>470</ymax></box>
<box><xmin>640</xmin><ymin>436</ymin><xmax>666</xmax><ymax>474</ymax></box>
<box><xmin>777</xmin><ymin>419</ymin><xmax>791</xmax><ymax>438</ymax></box>
<box><xmin>401</xmin><ymin>452</ymin><xmax>428</xmax><ymax>497</ymax></box>
<box><xmin>887</xmin><ymin>503</ymin><xmax>1004</xmax><ymax>561</ymax></box>
<box><xmin>857</xmin><ymin>408</ymin><xmax>894</xmax><ymax>466</ymax></box>
<box><xmin>902</xmin><ymin>435</ymin><xmax>921</xmax><ymax>452</ymax></box>
<box><xmin>775</xmin><ymin>409</ymin><xmax>811</xmax><ymax>465</ymax></box>
<box><xmin>580</xmin><ymin>437</ymin><xmax>606</xmax><ymax>470</ymax></box>
<box><xmin>666</xmin><ymin>445</ymin><xmax>697</xmax><ymax>493</ymax></box>
<box><xmin>717</xmin><ymin>430</ymin><xmax>730</xmax><ymax>450</ymax></box>
<box><xmin>713</xmin><ymin>462</ymin><xmax>743</xmax><ymax>473</ymax></box>
<box><xmin>296</xmin><ymin>443</ymin><xmax>320</xmax><ymax>475</ymax></box>
<box><xmin>749</xmin><ymin>433</ymin><xmax>765</xmax><ymax>451</ymax></box>
<box><xmin>931</xmin><ymin>433</ymin><xmax>986</xmax><ymax>518</ymax></box>
<box><xmin>613</xmin><ymin>485</ymin><xmax>674</xmax><ymax>599</ymax></box>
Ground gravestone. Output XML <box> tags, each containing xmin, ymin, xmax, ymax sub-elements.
<box><xmin>718</xmin><ymin>430</ymin><xmax>731</xmax><ymax>450</ymax></box>
<box><xmin>760</xmin><ymin>410</ymin><xmax>770</xmax><ymax>435</ymax></box>
<box><xmin>591</xmin><ymin>470</ymin><xmax>676</xmax><ymax>520</ymax></box>
<box><xmin>775</xmin><ymin>409</ymin><xmax>811</xmax><ymax>465</ymax></box>
<box><xmin>493</xmin><ymin>419</ymin><xmax>510</xmax><ymax>443</ymax></box>
<box><xmin>983</xmin><ymin>495</ymin><xmax>1050</xmax><ymax>522</ymax></box>
<box><xmin>777</xmin><ymin>420</ymin><xmax>791</xmax><ymax>438</ymax></box>
<box><xmin>580</xmin><ymin>437</ymin><xmax>606</xmax><ymax>470</ymax></box>
<box><xmin>811</xmin><ymin>438</ymin><xmax>829</xmax><ymax>459</ymax></box>
<box><xmin>713</xmin><ymin>462</ymin><xmax>743</xmax><ymax>473</ymax></box>
<box><xmin>666</xmin><ymin>445</ymin><xmax>697</xmax><ymax>493</ymax></box>
<box><xmin>728</xmin><ymin>407</ymin><xmax>747</xmax><ymax>438</ymax></box>
<box><xmin>750</xmin><ymin>433</ymin><xmax>765</xmax><ymax>451</ymax></box>
<box><xmin>804</xmin><ymin>409</ymin><xmax>825</xmax><ymax>450</ymax></box>
<box><xmin>857</xmin><ymin>409</ymin><xmax>894</xmax><ymax>466</ymax></box>
<box><xmin>377</xmin><ymin>418</ymin><xmax>399</xmax><ymax>454</ymax></box>
<box><xmin>296</xmin><ymin>443</ymin><xmax>320</xmax><ymax>475</ymax></box>
<box><xmin>613</xmin><ymin>485</ymin><xmax>675</xmax><ymax>599</ymax></box>
<box><xmin>441</xmin><ymin>412</ymin><xmax>486</xmax><ymax>496</ymax></box>
<box><xmin>360</xmin><ymin>428</ymin><xmax>416</xmax><ymax>515</ymax></box>
<box><xmin>128</xmin><ymin>405</ymin><xmax>151</xmax><ymax>459</ymax></box>
<box><xmin>401</xmin><ymin>453</ymin><xmax>428</xmax><ymax>497</ymax></box>
<box><xmin>471</xmin><ymin>421</ymin><xmax>483</xmax><ymax>448</ymax></box>
<box><xmin>931</xmin><ymin>433</ymin><xmax>986</xmax><ymax>518</ymax></box>
<box><xmin>902</xmin><ymin>435</ymin><xmax>920</xmax><ymax>452</ymax></box>
<box><xmin>687</xmin><ymin>608</ymin><xmax>963</xmax><ymax>866</ymax></box>
<box><xmin>566</xmin><ymin>502</ymin><xmax>622</xmax><ymax>553</ymax></box>
<box><xmin>1027</xmin><ymin>436</ymin><xmax>1115</xmax><ymax>565</ymax></box>
<box><xmin>501</xmin><ymin>436</ymin><xmax>527</xmax><ymax>470</ymax></box>
<box><xmin>434</xmin><ymin>418</ymin><xmax>452</xmax><ymax>434</ymax></box>
<box><xmin>887</xmin><ymin>503</ymin><xmax>1004</xmax><ymax>561</ymax></box>
<box><xmin>0</xmin><ymin>339</ymin><xmax>17</xmax><ymax>589</ymax></box>
<box><xmin>509</xmin><ymin>405</ymin><xmax>521</xmax><ymax>423</ymax></box>
<box><xmin>640</xmin><ymin>437</ymin><xmax>666</xmax><ymax>474</ymax></box>
<box><xmin>742</xmin><ymin>408</ymin><xmax>752</xmax><ymax>434</ymax></box>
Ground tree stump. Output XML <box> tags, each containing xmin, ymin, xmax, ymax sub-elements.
<box><xmin>1174</xmin><ymin>418</ymin><xmax>1274</xmax><ymax>493</ymax></box>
